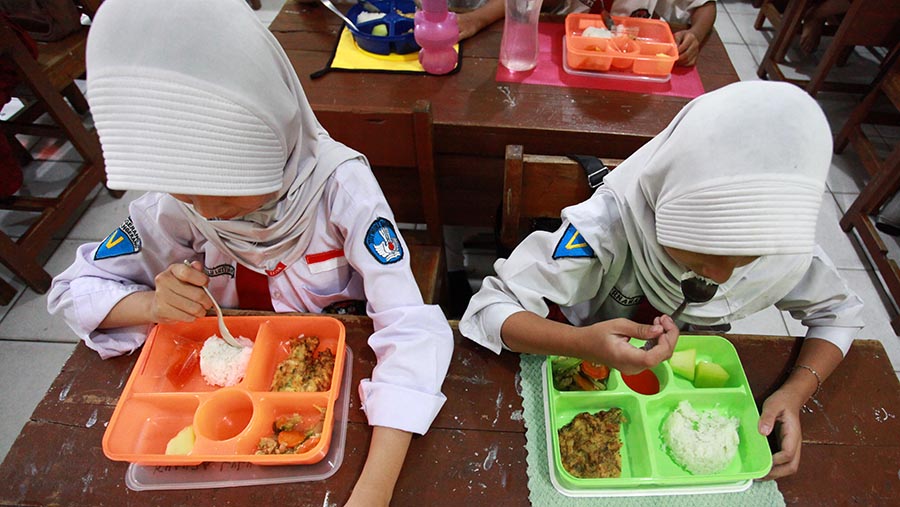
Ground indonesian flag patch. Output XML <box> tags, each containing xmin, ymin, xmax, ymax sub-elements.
<box><xmin>364</xmin><ymin>217</ymin><xmax>403</xmax><ymax>265</ymax></box>
<box><xmin>305</xmin><ymin>249</ymin><xmax>348</xmax><ymax>274</ymax></box>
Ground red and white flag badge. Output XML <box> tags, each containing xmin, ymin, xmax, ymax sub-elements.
<box><xmin>305</xmin><ymin>249</ymin><xmax>347</xmax><ymax>274</ymax></box>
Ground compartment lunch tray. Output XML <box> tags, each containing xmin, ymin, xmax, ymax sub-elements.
<box><xmin>564</xmin><ymin>14</ymin><xmax>678</xmax><ymax>76</ymax></box>
<box><xmin>543</xmin><ymin>335</ymin><xmax>772</xmax><ymax>496</ymax></box>
<box><xmin>103</xmin><ymin>316</ymin><xmax>346</xmax><ymax>466</ymax></box>
<box><xmin>125</xmin><ymin>347</ymin><xmax>354</xmax><ymax>491</ymax></box>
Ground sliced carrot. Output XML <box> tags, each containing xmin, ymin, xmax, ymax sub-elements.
<box><xmin>581</xmin><ymin>361</ymin><xmax>610</xmax><ymax>381</ymax></box>
<box><xmin>277</xmin><ymin>430</ymin><xmax>304</xmax><ymax>448</ymax></box>
<box><xmin>572</xmin><ymin>372</ymin><xmax>598</xmax><ymax>391</ymax></box>
<box><xmin>296</xmin><ymin>435</ymin><xmax>320</xmax><ymax>453</ymax></box>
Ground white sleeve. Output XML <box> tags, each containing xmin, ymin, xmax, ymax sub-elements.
<box><xmin>47</xmin><ymin>193</ymin><xmax>198</xmax><ymax>358</ymax></box>
<box><xmin>775</xmin><ymin>246</ymin><xmax>865</xmax><ymax>356</ymax></box>
<box><xmin>459</xmin><ymin>221</ymin><xmax>608</xmax><ymax>354</ymax></box>
<box><xmin>329</xmin><ymin>163</ymin><xmax>453</xmax><ymax>435</ymax></box>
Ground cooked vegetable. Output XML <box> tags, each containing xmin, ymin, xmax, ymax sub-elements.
<box><xmin>256</xmin><ymin>409</ymin><xmax>326</xmax><ymax>455</ymax></box>
<box><xmin>551</xmin><ymin>356</ymin><xmax>608</xmax><ymax>391</ymax></box>
<box><xmin>581</xmin><ymin>361</ymin><xmax>610</xmax><ymax>381</ymax></box>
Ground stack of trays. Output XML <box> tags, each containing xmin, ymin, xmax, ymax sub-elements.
<box><xmin>543</xmin><ymin>335</ymin><xmax>773</xmax><ymax>496</ymax></box>
<box><xmin>103</xmin><ymin>316</ymin><xmax>346</xmax><ymax>466</ymax></box>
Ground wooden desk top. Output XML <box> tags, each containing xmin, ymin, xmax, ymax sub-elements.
<box><xmin>266</xmin><ymin>3</ymin><xmax>741</xmax><ymax>227</ymax></box>
<box><xmin>1</xmin><ymin>315</ymin><xmax>898</xmax><ymax>506</ymax></box>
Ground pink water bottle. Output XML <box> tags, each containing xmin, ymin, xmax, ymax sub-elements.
<box><xmin>414</xmin><ymin>0</ymin><xmax>459</xmax><ymax>75</ymax></box>
<box><xmin>500</xmin><ymin>0</ymin><xmax>544</xmax><ymax>72</ymax></box>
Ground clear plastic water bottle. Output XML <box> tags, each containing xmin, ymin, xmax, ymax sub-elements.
<box><xmin>414</xmin><ymin>0</ymin><xmax>459</xmax><ymax>75</ymax></box>
<box><xmin>499</xmin><ymin>0</ymin><xmax>543</xmax><ymax>72</ymax></box>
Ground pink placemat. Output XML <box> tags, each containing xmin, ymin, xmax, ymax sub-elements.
<box><xmin>496</xmin><ymin>23</ymin><xmax>705</xmax><ymax>98</ymax></box>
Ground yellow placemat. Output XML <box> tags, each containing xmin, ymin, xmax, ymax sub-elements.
<box><xmin>310</xmin><ymin>28</ymin><xmax>461</xmax><ymax>78</ymax></box>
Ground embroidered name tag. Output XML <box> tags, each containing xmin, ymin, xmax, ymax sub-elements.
<box><xmin>94</xmin><ymin>217</ymin><xmax>142</xmax><ymax>260</ymax></box>
<box><xmin>205</xmin><ymin>264</ymin><xmax>236</xmax><ymax>278</ymax></box>
<box><xmin>365</xmin><ymin>217</ymin><xmax>403</xmax><ymax>264</ymax></box>
<box><xmin>553</xmin><ymin>224</ymin><xmax>595</xmax><ymax>259</ymax></box>
<box><xmin>306</xmin><ymin>249</ymin><xmax>348</xmax><ymax>274</ymax></box>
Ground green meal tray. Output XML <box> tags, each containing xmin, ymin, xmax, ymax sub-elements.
<box><xmin>543</xmin><ymin>335</ymin><xmax>773</xmax><ymax>496</ymax></box>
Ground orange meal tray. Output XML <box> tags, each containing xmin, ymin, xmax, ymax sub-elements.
<box><xmin>565</xmin><ymin>14</ymin><xmax>678</xmax><ymax>76</ymax></box>
<box><xmin>102</xmin><ymin>316</ymin><xmax>346</xmax><ymax>466</ymax></box>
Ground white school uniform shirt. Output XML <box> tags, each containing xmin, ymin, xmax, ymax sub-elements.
<box><xmin>48</xmin><ymin>160</ymin><xmax>453</xmax><ymax>435</ymax></box>
<box><xmin>459</xmin><ymin>192</ymin><xmax>865</xmax><ymax>356</ymax></box>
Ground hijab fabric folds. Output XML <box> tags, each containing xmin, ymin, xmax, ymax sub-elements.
<box><xmin>564</xmin><ymin>81</ymin><xmax>833</xmax><ymax>324</ymax></box>
<box><xmin>86</xmin><ymin>0</ymin><xmax>364</xmax><ymax>274</ymax></box>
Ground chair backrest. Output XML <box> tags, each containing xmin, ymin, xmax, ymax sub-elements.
<box><xmin>315</xmin><ymin>99</ymin><xmax>443</xmax><ymax>246</ymax></box>
<box><xmin>835</xmin><ymin>0</ymin><xmax>900</xmax><ymax>48</ymax></box>
<box><xmin>500</xmin><ymin>144</ymin><xmax>621</xmax><ymax>251</ymax></box>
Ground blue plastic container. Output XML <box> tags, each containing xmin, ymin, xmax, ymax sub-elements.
<box><xmin>346</xmin><ymin>0</ymin><xmax>419</xmax><ymax>55</ymax></box>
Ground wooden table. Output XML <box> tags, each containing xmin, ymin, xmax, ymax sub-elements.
<box><xmin>1</xmin><ymin>314</ymin><xmax>899</xmax><ymax>506</ymax></box>
<box><xmin>269</xmin><ymin>2</ymin><xmax>739</xmax><ymax>227</ymax></box>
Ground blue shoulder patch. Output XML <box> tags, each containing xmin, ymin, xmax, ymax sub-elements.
<box><xmin>364</xmin><ymin>217</ymin><xmax>404</xmax><ymax>265</ymax></box>
<box><xmin>553</xmin><ymin>224</ymin><xmax>595</xmax><ymax>259</ymax></box>
<box><xmin>94</xmin><ymin>217</ymin><xmax>142</xmax><ymax>260</ymax></box>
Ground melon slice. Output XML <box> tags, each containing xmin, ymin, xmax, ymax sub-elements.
<box><xmin>694</xmin><ymin>361</ymin><xmax>730</xmax><ymax>388</ymax></box>
<box><xmin>165</xmin><ymin>425</ymin><xmax>195</xmax><ymax>455</ymax></box>
<box><xmin>669</xmin><ymin>348</ymin><xmax>696</xmax><ymax>382</ymax></box>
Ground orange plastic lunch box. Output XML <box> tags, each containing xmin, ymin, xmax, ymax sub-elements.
<box><xmin>102</xmin><ymin>316</ymin><xmax>346</xmax><ymax>466</ymax></box>
<box><xmin>565</xmin><ymin>14</ymin><xmax>678</xmax><ymax>76</ymax></box>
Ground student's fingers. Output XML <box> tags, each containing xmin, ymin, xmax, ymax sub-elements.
<box><xmin>641</xmin><ymin>317</ymin><xmax>678</xmax><ymax>363</ymax></box>
<box><xmin>175</xmin><ymin>261</ymin><xmax>209</xmax><ymax>287</ymax></box>
<box><xmin>155</xmin><ymin>266</ymin><xmax>211</xmax><ymax>313</ymax></box>
<box><xmin>610</xmin><ymin>318</ymin><xmax>663</xmax><ymax>342</ymax></box>
<box><xmin>765</xmin><ymin>437</ymin><xmax>802</xmax><ymax>480</ymax></box>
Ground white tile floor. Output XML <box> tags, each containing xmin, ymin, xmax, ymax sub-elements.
<box><xmin>2</xmin><ymin>0</ymin><xmax>899</xmax><ymax>464</ymax></box>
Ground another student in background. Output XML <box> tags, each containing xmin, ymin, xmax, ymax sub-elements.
<box><xmin>457</xmin><ymin>0</ymin><xmax>715</xmax><ymax>66</ymax></box>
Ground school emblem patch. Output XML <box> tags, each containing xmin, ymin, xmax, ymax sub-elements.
<box><xmin>364</xmin><ymin>217</ymin><xmax>403</xmax><ymax>264</ymax></box>
<box><xmin>94</xmin><ymin>217</ymin><xmax>142</xmax><ymax>260</ymax></box>
<box><xmin>553</xmin><ymin>224</ymin><xmax>595</xmax><ymax>259</ymax></box>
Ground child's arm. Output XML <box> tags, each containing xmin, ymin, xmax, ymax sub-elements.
<box><xmin>345</xmin><ymin>427</ymin><xmax>413</xmax><ymax>506</ymax></box>
<box><xmin>456</xmin><ymin>0</ymin><xmax>505</xmax><ymax>40</ymax></box>
<box><xmin>501</xmin><ymin>311</ymin><xmax>679</xmax><ymax>374</ymax></box>
<box><xmin>757</xmin><ymin>338</ymin><xmax>843</xmax><ymax>479</ymax></box>
<box><xmin>98</xmin><ymin>261</ymin><xmax>211</xmax><ymax>329</ymax></box>
<box><xmin>673</xmin><ymin>1</ymin><xmax>715</xmax><ymax>66</ymax></box>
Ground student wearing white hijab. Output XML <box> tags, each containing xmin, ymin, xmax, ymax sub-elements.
<box><xmin>460</xmin><ymin>80</ymin><xmax>864</xmax><ymax>479</ymax></box>
<box><xmin>47</xmin><ymin>0</ymin><xmax>452</xmax><ymax>503</ymax></box>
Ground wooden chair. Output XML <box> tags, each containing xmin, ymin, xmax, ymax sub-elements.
<box><xmin>315</xmin><ymin>100</ymin><xmax>447</xmax><ymax>307</ymax></box>
<box><xmin>500</xmin><ymin>144</ymin><xmax>621</xmax><ymax>252</ymax></box>
<box><xmin>837</xmin><ymin>47</ymin><xmax>900</xmax><ymax>334</ymax></box>
<box><xmin>757</xmin><ymin>0</ymin><xmax>900</xmax><ymax>97</ymax></box>
<box><xmin>0</xmin><ymin>12</ymin><xmax>121</xmax><ymax>305</ymax></box>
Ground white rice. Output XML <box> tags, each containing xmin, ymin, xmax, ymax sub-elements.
<box><xmin>662</xmin><ymin>400</ymin><xmax>740</xmax><ymax>475</ymax></box>
<box><xmin>199</xmin><ymin>335</ymin><xmax>254</xmax><ymax>387</ymax></box>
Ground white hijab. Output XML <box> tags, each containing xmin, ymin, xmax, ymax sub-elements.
<box><xmin>565</xmin><ymin>81</ymin><xmax>832</xmax><ymax>324</ymax></box>
<box><xmin>86</xmin><ymin>0</ymin><xmax>364</xmax><ymax>273</ymax></box>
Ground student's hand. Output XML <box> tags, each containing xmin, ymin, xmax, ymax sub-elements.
<box><xmin>674</xmin><ymin>29</ymin><xmax>700</xmax><ymax>67</ymax></box>
<box><xmin>578</xmin><ymin>315</ymin><xmax>679</xmax><ymax>375</ymax></box>
<box><xmin>150</xmin><ymin>261</ymin><xmax>212</xmax><ymax>324</ymax></box>
<box><xmin>456</xmin><ymin>11</ymin><xmax>485</xmax><ymax>41</ymax></box>
<box><xmin>758</xmin><ymin>388</ymin><xmax>804</xmax><ymax>479</ymax></box>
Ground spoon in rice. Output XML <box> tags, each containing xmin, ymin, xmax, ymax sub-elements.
<box><xmin>183</xmin><ymin>260</ymin><xmax>243</xmax><ymax>349</ymax></box>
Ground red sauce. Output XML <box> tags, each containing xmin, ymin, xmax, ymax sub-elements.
<box><xmin>621</xmin><ymin>369</ymin><xmax>660</xmax><ymax>395</ymax></box>
<box><xmin>165</xmin><ymin>339</ymin><xmax>200</xmax><ymax>388</ymax></box>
